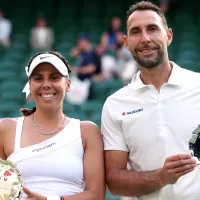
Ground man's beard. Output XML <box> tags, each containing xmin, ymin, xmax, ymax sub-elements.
<box><xmin>131</xmin><ymin>47</ymin><xmax>165</xmax><ymax>69</ymax></box>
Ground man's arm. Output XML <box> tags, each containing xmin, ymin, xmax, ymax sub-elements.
<box><xmin>105</xmin><ymin>150</ymin><xmax>196</xmax><ymax>197</ymax></box>
<box><xmin>72</xmin><ymin>64</ymin><xmax>96</xmax><ymax>75</ymax></box>
<box><xmin>79</xmin><ymin>64</ymin><xmax>96</xmax><ymax>74</ymax></box>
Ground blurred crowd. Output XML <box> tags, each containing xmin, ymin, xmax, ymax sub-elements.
<box><xmin>0</xmin><ymin>11</ymin><xmax>140</xmax><ymax>103</ymax></box>
<box><xmin>0</xmin><ymin>0</ymin><xmax>176</xmax><ymax>104</ymax></box>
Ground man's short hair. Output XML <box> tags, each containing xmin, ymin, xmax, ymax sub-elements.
<box><xmin>126</xmin><ymin>1</ymin><xmax>168</xmax><ymax>30</ymax></box>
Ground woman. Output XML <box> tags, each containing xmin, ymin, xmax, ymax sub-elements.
<box><xmin>100</xmin><ymin>16</ymin><xmax>123</xmax><ymax>51</ymax></box>
<box><xmin>0</xmin><ymin>51</ymin><xmax>105</xmax><ymax>200</ymax></box>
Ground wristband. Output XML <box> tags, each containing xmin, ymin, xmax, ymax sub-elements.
<box><xmin>46</xmin><ymin>196</ymin><xmax>61</xmax><ymax>200</ymax></box>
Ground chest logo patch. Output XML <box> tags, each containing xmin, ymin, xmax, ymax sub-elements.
<box><xmin>122</xmin><ymin>108</ymin><xmax>143</xmax><ymax>116</ymax></box>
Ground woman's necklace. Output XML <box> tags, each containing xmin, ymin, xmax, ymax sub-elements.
<box><xmin>32</xmin><ymin>113</ymin><xmax>66</xmax><ymax>136</ymax></box>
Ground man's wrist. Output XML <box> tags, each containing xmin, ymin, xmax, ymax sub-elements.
<box><xmin>156</xmin><ymin>168</ymin><xmax>166</xmax><ymax>189</ymax></box>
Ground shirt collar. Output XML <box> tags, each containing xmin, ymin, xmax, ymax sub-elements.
<box><xmin>131</xmin><ymin>61</ymin><xmax>182</xmax><ymax>90</ymax></box>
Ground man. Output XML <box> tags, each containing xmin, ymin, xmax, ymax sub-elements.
<box><xmin>67</xmin><ymin>35</ymin><xmax>102</xmax><ymax>103</ymax></box>
<box><xmin>101</xmin><ymin>1</ymin><xmax>200</xmax><ymax>200</ymax></box>
<box><xmin>72</xmin><ymin>34</ymin><xmax>102</xmax><ymax>81</ymax></box>
<box><xmin>0</xmin><ymin>11</ymin><xmax>12</xmax><ymax>48</ymax></box>
<box><xmin>30</xmin><ymin>16</ymin><xmax>54</xmax><ymax>50</ymax></box>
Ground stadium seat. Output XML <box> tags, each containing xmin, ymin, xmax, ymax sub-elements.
<box><xmin>0</xmin><ymin>71</ymin><xmax>17</xmax><ymax>82</ymax></box>
<box><xmin>106</xmin><ymin>190</ymin><xmax>121</xmax><ymax>200</ymax></box>
<box><xmin>80</xmin><ymin>100</ymin><xmax>103</xmax><ymax>118</ymax></box>
<box><xmin>1</xmin><ymin>92</ymin><xmax>23</xmax><ymax>103</ymax></box>
<box><xmin>67</xmin><ymin>112</ymin><xmax>87</xmax><ymax>120</ymax></box>
<box><xmin>0</xmin><ymin>101</ymin><xmax>21</xmax><ymax>118</ymax></box>
<box><xmin>0</xmin><ymin>81</ymin><xmax>24</xmax><ymax>94</ymax></box>
<box><xmin>23</xmin><ymin>101</ymin><xmax>36</xmax><ymax>109</ymax></box>
<box><xmin>91</xmin><ymin>113</ymin><xmax>101</xmax><ymax>128</ymax></box>
<box><xmin>63</xmin><ymin>101</ymin><xmax>75</xmax><ymax>113</ymax></box>
<box><xmin>0</xmin><ymin>59</ymin><xmax>18</xmax><ymax>70</ymax></box>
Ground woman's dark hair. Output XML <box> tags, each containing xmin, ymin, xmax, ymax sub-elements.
<box><xmin>20</xmin><ymin>107</ymin><xmax>36</xmax><ymax>116</ymax></box>
<box><xmin>20</xmin><ymin>51</ymin><xmax>71</xmax><ymax>116</ymax></box>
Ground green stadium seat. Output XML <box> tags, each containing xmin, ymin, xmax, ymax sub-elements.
<box><xmin>1</xmin><ymin>92</ymin><xmax>23</xmax><ymax>103</ymax></box>
<box><xmin>4</xmin><ymin>51</ymin><xmax>25</xmax><ymax>63</ymax></box>
<box><xmin>63</xmin><ymin>101</ymin><xmax>75</xmax><ymax>113</ymax></box>
<box><xmin>1</xmin><ymin>81</ymin><xmax>24</xmax><ymax>93</ymax></box>
<box><xmin>58</xmin><ymin>3</ymin><xmax>78</xmax><ymax>18</ymax></box>
<box><xmin>176</xmin><ymin>58</ymin><xmax>197</xmax><ymax>72</ymax></box>
<box><xmin>91</xmin><ymin>79</ymin><xmax>123</xmax><ymax>101</ymax></box>
<box><xmin>56</xmin><ymin>42</ymin><xmax>73</xmax><ymax>52</ymax></box>
<box><xmin>106</xmin><ymin>79</ymin><xmax>124</xmax><ymax>90</ymax></box>
<box><xmin>80</xmin><ymin>100</ymin><xmax>103</xmax><ymax>118</ymax></box>
<box><xmin>68</xmin><ymin>112</ymin><xmax>87</xmax><ymax>120</ymax></box>
<box><xmin>0</xmin><ymin>45</ymin><xmax>7</xmax><ymax>59</ymax></box>
<box><xmin>11</xmin><ymin>42</ymin><xmax>27</xmax><ymax>52</ymax></box>
<box><xmin>0</xmin><ymin>60</ymin><xmax>18</xmax><ymax>70</ymax></box>
<box><xmin>0</xmin><ymin>71</ymin><xmax>16</xmax><ymax>82</ymax></box>
<box><xmin>58</xmin><ymin>32</ymin><xmax>77</xmax><ymax>41</ymax></box>
<box><xmin>23</xmin><ymin>101</ymin><xmax>36</xmax><ymax>109</ymax></box>
<box><xmin>0</xmin><ymin>101</ymin><xmax>21</xmax><ymax>118</ymax></box>
<box><xmin>106</xmin><ymin>190</ymin><xmax>121</xmax><ymax>200</ymax></box>
<box><xmin>91</xmin><ymin>113</ymin><xmax>101</xmax><ymax>128</ymax></box>
<box><xmin>9</xmin><ymin>111</ymin><xmax>21</xmax><ymax>118</ymax></box>
<box><xmin>91</xmin><ymin>83</ymin><xmax>108</xmax><ymax>101</ymax></box>
<box><xmin>0</xmin><ymin>1</ymin><xmax>8</xmax><ymax>12</ymax></box>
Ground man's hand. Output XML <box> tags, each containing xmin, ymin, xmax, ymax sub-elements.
<box><xmin>71</xmin><ymin>67</ymin><xmax>81</xmax><ymax>74</ymax></box>
<box><xmin>159</xmin><ymin>154</ymin><xmax>197</xmax><ymax>186</ymax></box>
<box><xmin>23</xmin><ymin>187</ymin><xmax>46</xmax><ymax>200</ymax></box>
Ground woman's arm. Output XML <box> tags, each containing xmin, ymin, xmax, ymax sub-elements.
<box><xmin>73</xmin><ymin>121</ymin><xmax>105</xmax><ymax>200</ymax></box>
<box><xmin>0</xmin><ymin>119</ymin><xmax>7</xmax><ymax>159</ymax></box>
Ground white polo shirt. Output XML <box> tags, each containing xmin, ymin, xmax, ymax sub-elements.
<box><xmin>101</xmin><ymin>62</ymin><xmax>200</xmax><ymax>200</ymax></box>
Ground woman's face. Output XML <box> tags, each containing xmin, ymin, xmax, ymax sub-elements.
<box><xmin>29</xmin><ymin>63</ymin><xmax>70</xmax><ymax>110</ymax></box>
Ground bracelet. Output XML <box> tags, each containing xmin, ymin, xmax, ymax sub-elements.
<box><xmin>46</xmin><ymin>196</ymin><xmax>61</xmax><ymax>200</ymax></box>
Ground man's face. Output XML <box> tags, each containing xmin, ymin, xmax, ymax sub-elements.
<box><xmin>37</xmin><ymin>18</ymin><xmax>46</xmax><ymax>27</ymax></box>
<box><xmin>111</xmin><ymin>17</ymin><xmax>121</xmax><ymax>31</ymax></box>
<box><xmin>78</xmin><ymin>39</ymin><xmax>89</xmax><ymax>51</ymax></box>
<box><xmin>124</xmin><ymin>10</ymin><xmax>172</xmax><ymax>69</ymax></box>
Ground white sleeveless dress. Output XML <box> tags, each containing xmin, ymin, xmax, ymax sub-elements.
<box><xmin>7</xmin><ymin>117</ymin><xmax>85</xmax><ymax>199</ymax></box>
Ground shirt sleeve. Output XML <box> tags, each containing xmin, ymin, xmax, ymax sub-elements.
<box><xmin>101</xmin><ymin>99</ymin><xmax>128</xmax><ymax>152</ymax></box>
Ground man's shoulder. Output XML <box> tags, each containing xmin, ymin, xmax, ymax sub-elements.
<box><xmin>179</xmin><ymin>67</ymin><xmax>200</xmax><ymax>85</ymax></box>
<box><xmin>179</xmin><ymin>66</ymin><xmax>200</xmax><ymax>76</ymax></box>
<box><xmin>2</xmin><ymin>18</ymin><xmax>11</xmax><ymax>26</ymax></box>
<box><xmin>104</xmin><ymin>84</ymin><xmax>130</xmax><ymax>106</ymax></box>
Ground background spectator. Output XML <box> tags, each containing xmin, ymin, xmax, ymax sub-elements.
<box><xmin>100</xmin><ymin>16</ymin><xmax>124</xmax><ymax>51</ymax></box>
<box><xmin>0</xmin><ymin>11</ymin><xmax>12</xmax><ymax>48</ymax></box>
<box><xmin>72</xmin><ymin>34</ymin><xmax>102</xmax><ymax>81</ymax></box>
<box><xmin>115</xmin><ymin>32</ymin><xmax>138</xmax><ymax>84</ymax></box>
<box><xmin>30</xmin><ymin>16</ymin><xmax>54</xmax><ymax>50</ymax></box>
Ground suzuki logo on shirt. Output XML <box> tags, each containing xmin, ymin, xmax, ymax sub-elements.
<box><xmin>32</xmin><ymin>142</ymin><xmax>56</xmax><ymax>152</ymax></box>
<box><xmin>122</xmin><ymin>108</ymin><xmax>143</xmax><ymax>116</ymax></box>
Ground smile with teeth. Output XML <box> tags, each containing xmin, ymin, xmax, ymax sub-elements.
<box><xmin>40</xmin><ymin>93</ymin><xmax>56</xmax><ymax>99</ymax></box>
<box><xmin>139</xmin><ymin>48</ymin><xmax>156</xmax><ymax>53</ymax></box>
